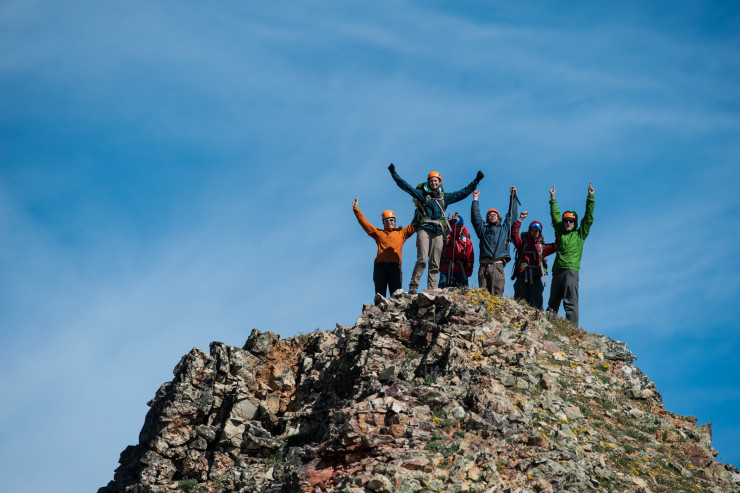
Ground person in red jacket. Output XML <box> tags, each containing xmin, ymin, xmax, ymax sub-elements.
<box><xmin>511</xmin><ymin>211</ymin><xmax>557</xmax><ymax>310</ymax></box>
<box><xmin>353</xmin><ymin>198</ymin><xmax>416</xmax><ymax>301</ymax></box>
<box><xmin>439</xmin><ymin>213</ymin><xmax>474</xmax><ymax>288</ymax></box>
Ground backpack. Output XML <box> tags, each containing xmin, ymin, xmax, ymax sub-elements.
<box><xmin>442</xmin><ymin>223</ymin><xmax>473</xmax><ymax>277</ymax></box>
<box><xmin>510</xmin><ymin>231</ymin><xmax>548</xmax><ymax>281</ymax></box>
<box><xmin>442</xmin><ymin>228</ymin><xmax>470</xmax><ymax>262</ymax></box>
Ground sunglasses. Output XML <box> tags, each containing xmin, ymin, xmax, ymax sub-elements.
<box><xmin>563</xmin><ymin>218</ymin><xmax>575</xmax><ymax>223</ymax></box>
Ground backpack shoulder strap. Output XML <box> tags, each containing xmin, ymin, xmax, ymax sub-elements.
<box><xmin>432</xmin><ymin>199</ymin><xmax>451</xmax><ymax>232</ymax></box>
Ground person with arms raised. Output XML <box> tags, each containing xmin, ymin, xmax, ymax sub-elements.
<box><xmin>471</xmin><ymin>186</ymin><xmax>518</xmax><ymax>296</ymax></box>
<box><xmin>388</xmin><ymin>164</ymin><xmax>483</xmax><ymax>293</ymax></box>
<box><xmin>511</xmin><ymin>211</ymin><xmax>557</xmax><ymax>310</ymax></box>
<box><xmin>546</xmin><ymin>182</ymin><xmax>595</xmax><ymax>326</ymax></box>
<box><xmin>352</xmin><ymin>198</ymin><xmax>416</xmax><ymax>303</ymax></box>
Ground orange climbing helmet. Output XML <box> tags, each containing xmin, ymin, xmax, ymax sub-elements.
<box><xmin>562</xmin><ymin>211</ymin><xmax>577</xmax><ymax>221</ymax></box>
<box><xmin>381</xmin><ymin>210</ymin><xmax>396</xmax><ymax>221</ymax></box>
<box><xmin>487</xmin><ymin>208</ymin><xmax>500</xmax><ymax>217</ymax></box>
<box><xmin>427</xmin><ymin>171</ymin><xmax>442</xmax><ymax>182</ymax></box>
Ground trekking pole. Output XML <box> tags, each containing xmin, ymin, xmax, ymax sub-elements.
<box><xmin>538</xmin><ymin>241</ymin><xmax>547</xmax><ymax>287</ymax></box>
<box><xmin>504</xmin><ymin>192</ymin><xmax>519</xmax><ymax>254</ymax></box>
<box><xmin>505</xmin><ymin>192</ymin><xmax>521</xmax><ymax>278</ymax></box>
<box><xmin>443</xmin><ymin>213</ymin><xmax>454</xmax><ymax>287</ymax></box>
<box><xmin>449</xmin><ymin>222</ymin><xmax>455</xmax><ymax>286</ymax></box>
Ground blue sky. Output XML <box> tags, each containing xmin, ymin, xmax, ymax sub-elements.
<box><xmin>1</xmin><ymin>1</ymin><xmax>739</xmax><ymax>491</ymax></box>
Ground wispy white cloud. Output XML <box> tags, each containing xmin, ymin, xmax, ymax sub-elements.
<box><xmin>2</xmin><ymin>2</ymin><xmax>740</xmax><ymax>491</ymax></box>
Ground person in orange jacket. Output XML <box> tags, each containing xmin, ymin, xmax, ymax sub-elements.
<box><xmin>353</xmin><ymin>198</ymin><xmax>416</xmax><ymax>300</ymax></box>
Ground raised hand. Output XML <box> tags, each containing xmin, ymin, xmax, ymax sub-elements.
<box><xmin>352</xmin><ymin>198</ymin><xmax>359</xmax><ymax>208</ymax></box>
<box><xmin>588</xmin><ymin>182</ymin><xmax>594</xmax><ymax>195</ymax></box>
<box><xmin>476</xmin><ymin>170</ymin><xmax>484</xmax><ymax>181</ymax></box>
<box><xmin>472</xmin><ymin>190</ymin><xmax>480</xmax><ymax>201</ymax></box>
<box><xmin>511</xmin><ymin>186</ymin><xmax>517</xmax><ymax>196</ymax></box>
<box><xmin>388</xmin><ymin>163</ymin><xmax>396</xmax><ymax>173</ymax></box>
<box><xmin>550</xmin><ymin>185</ymin><xmax>556</xmax><ymax>199</ymax></box>
<box><xmin>519</xmin><ymin>211</ymin><xmax>528</xmax><ymax>221</ymax></box>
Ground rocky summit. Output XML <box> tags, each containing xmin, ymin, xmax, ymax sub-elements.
<box><xmin>99</xmin><ymin>289</ymin><xmax>740</xmax><ymax>493</ymax></box>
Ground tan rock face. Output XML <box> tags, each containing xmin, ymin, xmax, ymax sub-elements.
<box><xmin>100</xmin><ymin>289</ymin><xmax>740</xmax><ymax>493</ymax></box>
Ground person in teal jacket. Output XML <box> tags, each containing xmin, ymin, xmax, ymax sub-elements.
<box><xmin>388</xmin><ymin>163</ymin><xmax>483</xmax><ymax>293</ymax></box>
<box><xmin>546</xmin><ymin>182</ymin><xmax>595</xmax><ymax>326</ymax></box>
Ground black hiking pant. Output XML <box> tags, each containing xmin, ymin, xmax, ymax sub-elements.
<box><xmin>513</xmin><ymin>270</ymin><xmax>545</xmax><ymax>311</ymax></box>
<box><xmin>439</xmin><ymin>270</ymin><xmax>468</xmax><ymax>289</ymax></box>
<box><xmin>547</xmin><ymin>269</ymin><xmax>579</xmax><ymax>326</ymax></box>
<box><xmin>373</xmin><ymin>262</ymin><xmax>403</xmax><ymax>301</ymax></box>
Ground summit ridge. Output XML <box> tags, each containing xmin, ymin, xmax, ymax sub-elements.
<box><xmin>100</xmin><ymin>289</ymin><xmax>740</xmax><ymax>493</ymax></box>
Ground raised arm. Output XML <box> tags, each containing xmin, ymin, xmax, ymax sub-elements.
<box><xmin>578</xmin><ymin>182</ymin><xmax>595</xmax><ymax>240</ymax></box>
<box><xmin>388</xmin><ymin>163</ymin><xmax>424</xmax><ymax>202</ymax></box>
<box><xmin>510</xmin><ymin>211</ymin><xmax>527</xmax><ymax>250</ymax></box>
<box><xmin>501</xmin><ymin>186</ymin><xmax>519</xmax><ymax>231</ymax></box>
<box><xmin>470</xmin><ymin>190</ymin><xmax>485</xmax><ymax>237</ymax></box>
<box><xmin>352</xmin><ymin>200</ymin><xmax>379</xmax><ymax>237</ymax></box>
<box><xmin>445</xmin><ymin>170</ymin><xmax>485</xmax><ymax>205</ymax></box>
<box><xmin>549</xmin><ymin>185</ymin><xmax>562</xmax><ymax>235</ymax></box>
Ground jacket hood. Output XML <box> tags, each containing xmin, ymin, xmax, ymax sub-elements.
<box><xmin>417</xmin><ymin>182</ymin><xmax>444</xmax><ymax>196</ymax></box>
<box><xmin>563</xmin><ymin>210</ymin><xmax>579</xmax><ymax>228</ymax></box>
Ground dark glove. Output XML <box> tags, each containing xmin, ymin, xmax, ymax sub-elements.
<box><xmin>388</xmin><ymin>163</ymin><xmax>396</xmax><ymax>173</ymax></box>
<box><xmin>476</xmin><ymin>170</ymin><xmax>484</xmax><ymax>181</ymax></box>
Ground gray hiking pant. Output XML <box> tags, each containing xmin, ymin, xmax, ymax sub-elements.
<box><xmin>547</xmin><ymin>269</ymin><xmax>579</xmax><ymax>326</ymax></box>
<box><xmin>410</xmin><ymin>228</ymin><xmax>443</xmax><ymax>291</ymax></box>
<box><xmin>478</xmin><ymin>261</ymin><xmax>505</xmax><ymax>296</ymax></box>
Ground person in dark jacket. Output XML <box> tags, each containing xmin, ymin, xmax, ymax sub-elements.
<box><xmin>388</xmin><ymin>164</ymin><xmax>483</xmax><ymax>293</ymax></box>
<box><xmin>546</xmin><ymin>182</ymin><xmax>595</xmax><ymax>326</ymax></box>
<box><xmin>353</xmin><ymin>198</ymin><xmax>416</xmax><ymax>302</ymax></box>
<box><xmin>470</xmin><ymin>186</ymin><xmax>518</xmax><ymax>296</ymax></box>
<box><xmin>439</xmin><ymin>213</ymin><xmax>474</xmax><ymax>289</ymax></box>
<box><xmin>511</xmin><ymin>211</ymin><xmax>557</xmax><ymax>310</ymax></box>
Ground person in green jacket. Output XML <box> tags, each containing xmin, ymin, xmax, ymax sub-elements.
<box><xmin>546</xmin><ymin>182</ymin><xmax>595</xmax><ymax>326</ymax></box>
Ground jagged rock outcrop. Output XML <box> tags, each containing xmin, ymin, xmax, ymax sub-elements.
<box><xmin>100</xmin><ymin>289</ymin><xmax>740</xmax><ymax>493</ymax></box>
